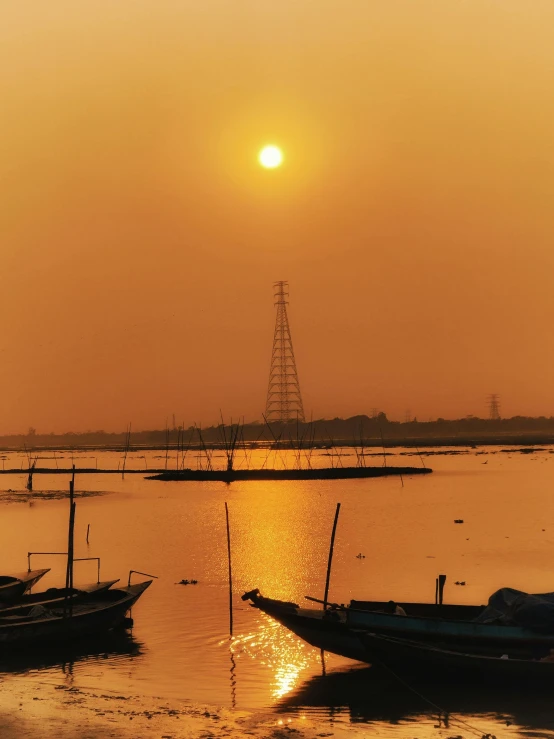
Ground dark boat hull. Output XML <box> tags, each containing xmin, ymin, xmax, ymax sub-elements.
<box><xmin>243</xmin><ymin>594</ymin><xmax>374</xmax><ymax>662</ymax></box>
<box><xmin>0</xmin><ymin>582</ymin><xmax>151</xmax><ymax>648</ymax></box>
<box><xmin>361</xmin><ymin>633</ymin><xmax>554</xmax><ymax>681</ymax></box>
<box><xmin>0</xmin><ymin>580</ymin><xmax>120</xmax><ymax>617</ymax></box>
<box><xmin>0</xmin><ymin>569</ymin><xmax>50</xmax><ymax>605</ymax></box>
<box><xmin>244</xmin><ymin>591</ymin><xmax>554</xmax><ymax>664</ymax></box>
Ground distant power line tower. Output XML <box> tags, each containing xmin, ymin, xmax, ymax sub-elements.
<box><xmin>488</xmin><ymin>394</ymin><xmax>501</xmax><ymax>420</ymax></box>
<box><xmin>265</xmin><ymin>281</ymin><xmax>305</xmax><ymax>423</ymax></box>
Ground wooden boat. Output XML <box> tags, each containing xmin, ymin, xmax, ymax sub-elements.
<box><xmin>0</xmin><ymin>569</ymin><xmax>50</xmax><ymax>605</ymax></box>
<box><xmin>0</xmin><ymin>472</ymin><xmax>155</xmax><ymax>649</ymax></box>
<box><xmin>0</xmin><ymin>580</ymin><xmax>152</xmax><ymax>647</ymax></box>
<box><xmin>359</xmin><ymin>632</ymin><xmax>554</xmax><ymax>681</ymax></box>
<box><xmin>242</xmin><ymin>588</ymin><xmax>554</xmax><ymax>662</ymax></box>
<box><xmin>0</xmin><ymin>579</ymin><xmax>120</xmax><ymax>617</ymax></box>
<box><xmin>242</xmin><ymin>590</ymin><xmax>375</xmax><ymax>662</ymax></box>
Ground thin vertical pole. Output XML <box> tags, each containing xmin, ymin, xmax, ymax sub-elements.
<box><xmin>323</xmin><ymin>503</ymin><xmax>341</xmax><ymax>610</ymax></box>
<box><xmin>380</xmin><ymin>428</ymin><xmax>387</xmax><ymax>468</ymax></box>
<box><xmin>225</xmin><ymin>502</ymin><xmax>233</xmax><ymax>635</ymax></box>
<box><xmin>64</xmin><ymin>466</ymin><xmax>76</xmax><ymax>617</ymax></box>
<box><xmin>438</xmin><ymin>574</ymin><xmax>447</xmax><ymax>606</ymax></box>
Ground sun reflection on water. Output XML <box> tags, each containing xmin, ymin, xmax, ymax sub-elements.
<box><xmin>223</xmin><ymin>616</ymin><xmax>316</xmax><ymax>701</ymax></box>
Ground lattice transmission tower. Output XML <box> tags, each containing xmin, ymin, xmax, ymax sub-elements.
<box><xmin>265</xmin><ymin>281</ymin><xmax>305</xmax><ymax>423</ymax></box>
<box><xmin>488</xmin><ymin>394</ymin><xmax>501</xmax><ymax>420</ymax></box>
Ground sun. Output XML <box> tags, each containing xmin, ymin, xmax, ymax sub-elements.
<box><xmin>258</xmin><ymin>145</ymin><xmax>283</xmax><ymax>169</ymax></box>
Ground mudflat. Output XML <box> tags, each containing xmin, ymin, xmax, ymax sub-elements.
<box><xmin>0</xmin><ymin>678</ymin><xmax>351</xmax><ymax>739</ymax></box>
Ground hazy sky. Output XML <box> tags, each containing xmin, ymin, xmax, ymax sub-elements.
<box><xmin>2</xmin><ymin>1</ymin><xmax>554</xmax><ymax>433</ymax></box>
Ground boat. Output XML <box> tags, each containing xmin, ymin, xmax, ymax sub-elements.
<box><xmin>0</xmin><ymin>470</ymin><xmax>155</xmax><ymax>649</ymax></box>
<box><xmin>359</xmin><ymin>632</ymin><xmax>554</xmax><ymax>682</ymax></box>
<box><xmin>0</xmin><ymin>580</ymin><xmax>152</xmax><ymax>647</ymax></box>
<box><xmin>242</xmin><ymin>590</ymin><xmax>368</xmax><ymax>662</ymax></box>
<box><xmin>242</xmin><ymin>587</ymin><xmax>554</xmax><ymax>662</ymax></box>
<box><xmin>0</xmin><ymin>569</ymin><xmax>50</xmax><ymax>605</ymax></box>
<box><xmin>0</xmin><ymin>579</ymin><xmax>120</xmax><ymax>617</ymax></box>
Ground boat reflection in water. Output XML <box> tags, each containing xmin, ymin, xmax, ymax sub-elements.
<box><xmin>0</xmin><ymin>630</ymin><xmax>144</xmax><ymax>676</ymax></box>
<box><xmin>277</xmin><ymin>662</ymin><xmax>554</xmax><ymax>736</ymax></box>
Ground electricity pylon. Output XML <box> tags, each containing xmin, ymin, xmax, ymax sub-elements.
<box><xmin>265</xmin><ymin>281</ymin><xmax>305</xmax><ymax>423</ymax></box>
<box><xmin>488</xmin><ymin>394</ymin><xmax>501</xmax><ymax>420</ymax></box>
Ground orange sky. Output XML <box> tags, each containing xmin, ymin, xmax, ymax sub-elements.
<box><xmin>2</xmin><ymin>1</ymin><xmax>554</xmax><ymax>433</ymax></box>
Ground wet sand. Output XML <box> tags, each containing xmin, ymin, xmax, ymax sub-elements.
<box><xmin>0</xmin><ymin>678</ymin><xmax>354</xmax><ymax>739</ymax></box>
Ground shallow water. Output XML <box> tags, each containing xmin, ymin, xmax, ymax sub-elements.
<box><xmin>1</xmin><ymin>445</ymin><xmax>554</xmax><ymax>737</ymax></box>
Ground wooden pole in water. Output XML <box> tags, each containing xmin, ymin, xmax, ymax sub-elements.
<box><xmin>323</xmin><ymin>503</ymin><xmax>341</xmax><ymax>610</ymax></box>
<box><xmin>379</xmin><ymin>428</ymin><xmax>387</xmax><ymax>468</ymax></box>
<box><xmin>64</xmin><ymin>466</ymin><xmax>76</xmax><ymax>617</ymax></box>
<box><xmin>225</xmin><ymin>502</ymin><xmax>233</xmax><ymax>635</ymax></box>
<box><xmin>438</xmin><ymin>574</ymin><xmax>446</xmax><ymax>605</ymax></box>
<box><xmin>65</xmin><ymin>469</ymin><xmax>75</xmax><ymax>589</ymax></box>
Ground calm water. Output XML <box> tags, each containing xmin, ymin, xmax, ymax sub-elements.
<box><xmin>1</xmin><ymin>445</ymin><xmax>554</xmax><ymax>736</ymax></box>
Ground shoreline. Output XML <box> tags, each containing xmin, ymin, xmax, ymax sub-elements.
<box><xmin>0</xmin><ymin>675</ymin><xmax>353</xmax><ymax>739</ymax></box>
<box><xmin>147</xmin><ymin>466</ymin><xmax>432</xmax><ymax>482</ymax></box>
<box><xmin>0</xmin><ymin>465</ymin><xmax>431</xmax><ymax>478</ymax></box>
<box><xmin>1</xmin><ymin>435</ymin><xmax>554</xmax><ymax>454</ymax></box>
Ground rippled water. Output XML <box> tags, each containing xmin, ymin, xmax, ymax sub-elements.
<box><xmin>1</xmin><ymin>445</ymin><xmax>554</xmax><ymax>736</ymax></box>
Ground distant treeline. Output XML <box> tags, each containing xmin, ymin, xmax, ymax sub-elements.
<box><xmin>5</xmin><ymin>414</ymin><xmax>554</xmax><ymax>450</ymax></box>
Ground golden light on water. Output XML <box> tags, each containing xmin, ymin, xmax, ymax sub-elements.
<box><xmin>258</xmin><ymin>145</ymin><xmax>283</xmax><ymax>169</ymax></box>
<box><xmin>230</xmin><ymin>618</ymin><xmax>313</xmax><ymax>701</ymax></box>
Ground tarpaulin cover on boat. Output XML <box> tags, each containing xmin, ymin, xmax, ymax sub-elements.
<box><xmin>475</xmin><ymin>588</ymin><xmax>554</xmax><ymax>632</ymax></box>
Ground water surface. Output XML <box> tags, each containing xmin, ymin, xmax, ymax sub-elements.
<box><xmin>1</xmin><ymin>445</ymin><xmax>554</xmax><ymax>737</ymax></box>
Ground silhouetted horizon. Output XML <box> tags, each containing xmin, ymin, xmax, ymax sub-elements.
<box><xmin>7</xmin><ymin>413</ymin><xmax>554</xmax><ymax>449</ymax></box>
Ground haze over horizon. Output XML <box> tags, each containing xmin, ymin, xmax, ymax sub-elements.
<box><xmin>2</xmin><ymin>1</ymin><xmax>554</xmax><ymax>435</ymax></box>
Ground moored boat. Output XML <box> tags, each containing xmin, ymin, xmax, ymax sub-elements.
<box><xmin>242</xmin><ymin>590</ymin><xmax>371</xmax><ymax>662</ymax></box>
<box><xmin>0</xmin><ymin>579</ymin><xmax>120</xmax><ymax>617</ymax></box>
<box><xmin>0</xmin><ymin>580</ymin><xmax>152</xmax><ymax>648</ymax></box>
<box><xmin>0</xmin><ymin>569</ymin><xmax>50</xmax><ymax>605</ymax></box>
<box><xmin>0</xmin><ymin>470</ymin><xmax>156</xmax><ymax>650</ymax></box>
<box><xmin>242</xmin><ymin>587</ymin><xmax>554</xmax><ymax>662</ymax></box>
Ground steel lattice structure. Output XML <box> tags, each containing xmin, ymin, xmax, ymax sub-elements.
<box><xmin>488</xmin><ymin>394</ymin><xmax>501</xmax><ymax>420</ymax></box>
<box><xmin>265</xmin><ymin>281</ymin><xmax>305</xmax><ymax>423</ymax></box>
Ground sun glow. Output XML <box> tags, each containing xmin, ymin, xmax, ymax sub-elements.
<box><xmin>258</xmin><ymin>145</ymin><xmax>283</xmax><ymax>169</ymax></box>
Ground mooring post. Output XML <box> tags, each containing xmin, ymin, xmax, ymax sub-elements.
<box><xmin>86</xmin><ymin>523</ymin><xmax>90</xmax><ymax>544</ymax></box>
<box><xmin>323</xmin><ymin>503</ymin><xmax>341</xmax><ymax>610</ymax></box>
<box><xmin>438</xmin><ymin>574</ymin><xmax>447</xmax><ymax>605</ymax></box>
<box><xmin>64</xmin><ymin>466</ymin><xmax>76</xmax><ymax>617</ymax></box>
<box><xmin>225</xmin><ymin>502</ymin><xmax>233</xmax><ymax>635</ymax></box>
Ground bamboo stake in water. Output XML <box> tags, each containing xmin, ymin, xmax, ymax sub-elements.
<box><xmin>323</xmin><ymin>503</ymin><xmax>341</xmax><ymax>610</ymax></box>
<box><xmin>64</xmin><ymin>466</ymin><xmax>76</xmax><ymax>617</ymax></box>
<box><xmin>225</xmin><ymin>501</ymin><xmax>233</xmax><ymax>635</ymax></box>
